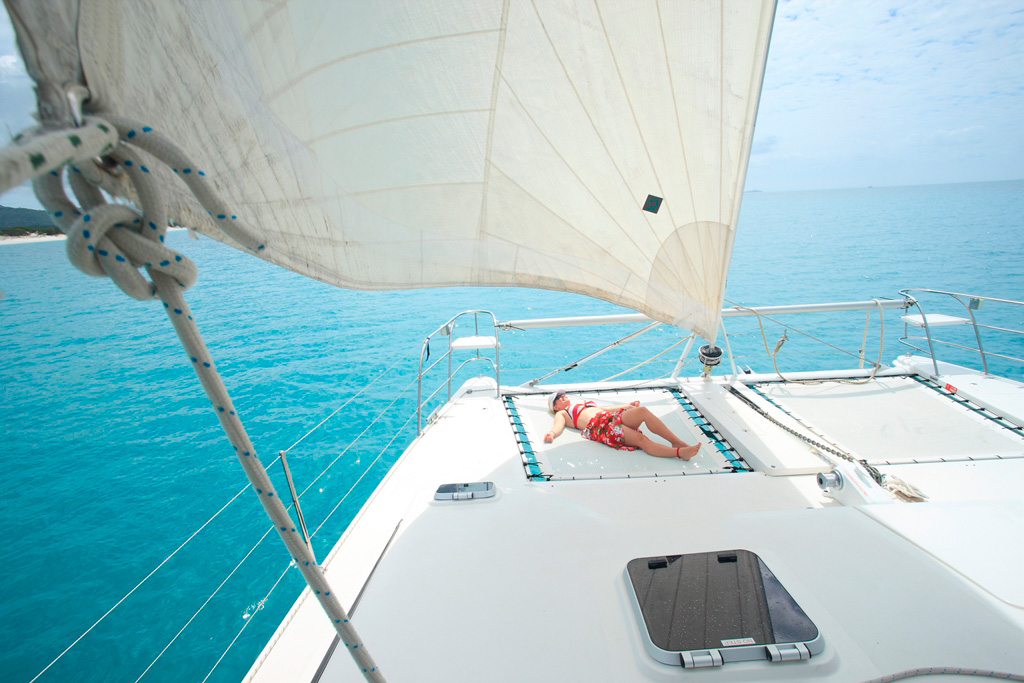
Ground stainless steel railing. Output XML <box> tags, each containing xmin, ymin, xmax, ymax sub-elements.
<box><xmin>898</xmin><ymin>289</ymin><xmax>1024</xmax><ymax>376</ymax></box>
<box><xmin>417</xmin><ymin>310</ymin><xmax>501</xmax><ymax>434</ymax></box>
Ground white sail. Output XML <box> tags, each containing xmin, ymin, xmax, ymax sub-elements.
<box><xmin>9</xmin><ymin>0</ymin><xmax>774</xmax><ymax>340</ymax></box>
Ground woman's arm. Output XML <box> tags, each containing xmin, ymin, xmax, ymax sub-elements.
<box><xmin>544</xmin><ymin>411</ymin><xmax>567</xmax><ymax>443</ymax></box>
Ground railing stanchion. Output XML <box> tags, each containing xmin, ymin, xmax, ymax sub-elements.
<box><xmin>279</xmin><ymin>450</ymin><xmax>314</xmax><ymax>558</ymax></box>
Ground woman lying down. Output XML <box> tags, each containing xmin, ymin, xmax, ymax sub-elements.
<box><xmin>543</xmin><ymin>391</ymin><xmax>701</xmax><ymax>460</ymax></box>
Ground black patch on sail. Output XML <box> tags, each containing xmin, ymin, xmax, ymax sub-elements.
<box><xmin>643</xmin><ymin>195</ymin><xmax>663</xmax><ymax>213</ymax></box>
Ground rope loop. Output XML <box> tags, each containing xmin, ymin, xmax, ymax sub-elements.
<box><xmin>31</xmin><ymin>153</ymin><xmax>197</xmax><ymax>300</ymax></box>
<box><xmin>0</xmin><ymin>116</ymin><xmax>118</xmax><ymax>193</ymax></box>
<box><xmin>101</xmin><ymin>115</ymin><xmax>265</xmax><ymax>253</ymax></box>
<box><xmin>3</xmin><ymin>110</ymin><xmax>266</xmax><ymax>300</ymax></box>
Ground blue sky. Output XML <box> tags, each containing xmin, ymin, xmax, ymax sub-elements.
<box><xmin>2</xmin><ymin>0</ymin><xmax>1022</xmax><ymax>209</ymax></box>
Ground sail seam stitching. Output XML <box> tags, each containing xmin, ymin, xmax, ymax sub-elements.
<box><xmin>529</xmin><ymin>0</ymin><xmax>662</xmax><ymax>251</ymax></box>
<box><xmin>486</xmin><ymin>175</ymin><xmax>633</xmax><ymax>278</ymax></box>
<box><xmin>476</xmin><ymin>0</ymin><xmax>512</xmax><ymax>239</ymax></box>
<box><xmin>265</xmin><ymin>28</ymin><xmax>504</xmax><ymax>103</ymax></box>
<box><xmin>494</xmin><ymin>79</ymin><xmax>648</xmax><ymax>273</ymax></box>
<box><xmin>595</xmin><ymin>2</ymin><xmax>679</xmax><ymax>234</ymax></box>
<box><xmin>654</xmin><ymin>1</ymin><xmax>691</xmax><ymax>232</ymax></box>
<box><xmin>655</xmin><ymin>2</ymin><xmax>707</xmax><ymax>308</ymax></box>
<box><xmin>304</xmin><ymin>109</ymin><xmax>491</xmax><ymax>145</ymax></box>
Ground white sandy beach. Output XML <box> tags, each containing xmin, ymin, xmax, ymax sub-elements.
<box><xmin>0</xmin><ymin>233</ymin><xmax>65</xmax><ymax>244</ymax></box>
<box><xmin>0</xmin><ymin>227</ymin><xmax>190</xmax><ymax>245</ymax></box>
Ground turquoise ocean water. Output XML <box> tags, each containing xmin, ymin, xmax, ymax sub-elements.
<box><xmin>1</xmin><ymin>180</ymin><xmax>1022</xmax><ymax>682</ymax></box>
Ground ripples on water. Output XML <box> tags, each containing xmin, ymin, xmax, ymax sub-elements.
<box><xmin>1</xmin><ymin>181</ymin><xmax>1021</xmax><ymax>682</ymax></box>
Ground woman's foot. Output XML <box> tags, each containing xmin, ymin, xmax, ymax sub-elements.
<box><xmin>676</xmin><ymin>444</ymin><xmax>701</xmax><ymax>460</ymax></box>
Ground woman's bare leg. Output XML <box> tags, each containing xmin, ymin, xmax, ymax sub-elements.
<box><xmin>621</xmin><ymin>424</ymin><xmax>700</xmax><ymax>460</ymax></box>
<box><xmin>620</xmin><ymin>407</ymin><xmax>692</xmax><ymax>449</ymax></box>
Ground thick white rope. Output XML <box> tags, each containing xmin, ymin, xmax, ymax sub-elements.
<box><xmin>2</xmin><ymin>114</ymin><xmax>384</xmax><ymax>681</ymax></box>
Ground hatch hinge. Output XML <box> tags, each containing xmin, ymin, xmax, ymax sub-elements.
<box><xmin>680</xmin><ymin>650</ymin><xmax>723</xmax><ymax>668</ymax></box>
<box><xmin>766</xmin><ymin>642</ymin><xmax>811</xmax><ymax>663</ymax></box>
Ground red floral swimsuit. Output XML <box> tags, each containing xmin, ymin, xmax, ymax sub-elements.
<box><xmin>568</xmin><ymin>402</ymin><xmax>638</xmax><ymax>451</ymax></box>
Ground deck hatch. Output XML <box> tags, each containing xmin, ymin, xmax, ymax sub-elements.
<box><xmin>625</xmin><ymin>550</ymin><xmax>822</xmax><ymax>667</ymax></box>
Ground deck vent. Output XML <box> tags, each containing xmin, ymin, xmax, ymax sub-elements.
<box><xmin>434</xmin><ymin>482</ymin><xmax>495</xmax><ymax>501</ymax></box>
<box><xmin>625</xmin><ymin>550</ymin><xmax>823</xmax><ymax>667</ymax></box>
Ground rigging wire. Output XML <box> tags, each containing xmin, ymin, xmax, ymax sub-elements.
<box><xmin>599</xmin><ymin>336</ymin><xmax>692</xmax><ymax>382</ymax></box>
<box><xmin>134</xmin><ymin>374</ymin><xmax>418</xmax><ymax>681</ymax></box>
<box><xmin>30</xmin><ymin>353</ymin><xmax>413</xmax><ymax>681</ymax></box>
<box><xmin>134</xmin><ymin>368</ymin><xmax>420</xmax><ymax>679</ymax></box>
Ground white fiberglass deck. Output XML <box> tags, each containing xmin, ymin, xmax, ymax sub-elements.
<box><xmin>247</xmin><ymin>372</ymin><xmax>1024</xmax><ymax>683</ymax></box>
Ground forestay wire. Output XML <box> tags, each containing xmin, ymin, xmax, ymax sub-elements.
<box><xmin>1</xmin><ymin>111</ymin><xmax>384</xmax><ymax>681</ymax></box>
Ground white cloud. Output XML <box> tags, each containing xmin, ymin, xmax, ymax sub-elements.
<box><xmin>746</xmin><ymin>0</ymin><xmax>1024</xmax><ymax>190</ymax></box>
<box><xmin>0</xmin><ymin>53</ymin><xmax>25</xmax><ymax>80</ymax></box>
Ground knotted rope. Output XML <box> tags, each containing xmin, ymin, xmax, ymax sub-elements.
<box><xmin>2</xmin><ymin>114</ymin><xmax>383</xmax><ymax>682</ymax></box>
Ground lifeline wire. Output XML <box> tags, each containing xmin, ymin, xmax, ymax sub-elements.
<box><xmin>28</xmin><ymin>478</ymin><xmax>254</xmax><ymax>683</ymax></box>
<box><xmin>133</xmin><ymin>524</ymin><xmax>277</xmax><ymax>682</ymax></box>
<box><xmin>311</xmin><ymin>409</ymin><xmax>419</xmax><ymax>539</ymax></box>
<box><xmin>139</xmin><ymin>367</ymin><xmax>414</xmax><ymax>679</ymax></box>
<box><xmin>200</xmin><ymin>562</ymin><xmax>294</xmax><ymax>683</ymax></box>
<box><xmin>298</xmin><ymin>371</ymin><xmax>421</xmax><ymax>500</ymax></box>
<box><xmin>282</xmin><ymin>348</ymin><xmax>416</xmax><ymax>454</ymax></box>
<box><xmin>726</xmin><ymin>298</ymin><xmax>886</xmax><ymax>385</ymax></box>
<box><xmin>207</xmin><ymin>409</ymin><xmax>417</xmax><ymax>683</ymax></box>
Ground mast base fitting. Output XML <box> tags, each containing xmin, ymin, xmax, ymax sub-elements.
<box><xmin>699</xmin><ymin>344</ymin><xmax>723</xmax><ymax>377</ymax></box>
